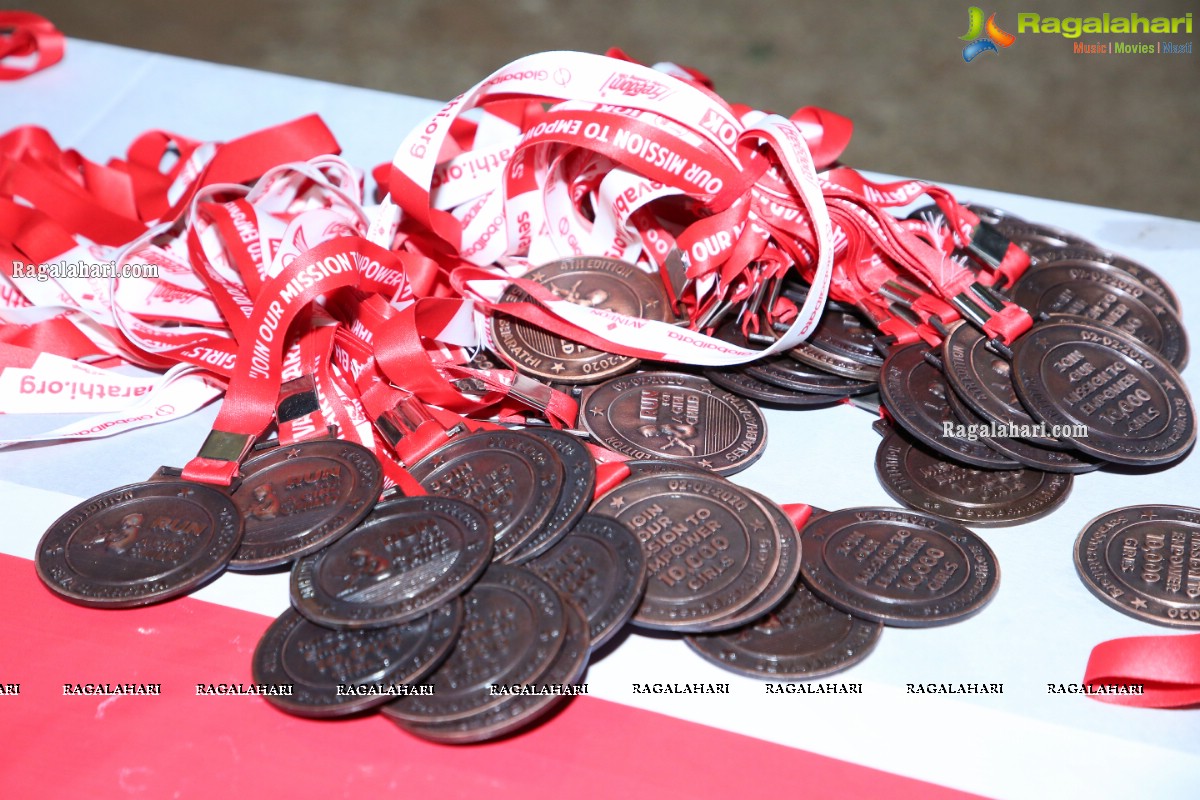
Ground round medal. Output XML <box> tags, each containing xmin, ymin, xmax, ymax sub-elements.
<box><xmin>700</xmin><ymin>490</ymin><xmax>804</xmax><ymax>631</ymax></box>
<box><xmin>592</xmin><ymin>471</ymin><xmax>781</xmax><ymax>631</ymax></box>
<box><xmin>251</xmin><ymin>601</ymin><xmax>463</xmax><ymax>718</ymax></box>
<box><xmin>786</xmin><ymin>301</ymin><xmax>883</xmax><ymax>379</ymax></box>
<box><xmin>506</xmin><ymin>427</ymin><xmax>596</xmax><ymax>565</ymax></box>
<box><xmin>1011</xmin><ymin>320</ymin><xmax>1196</xmax><ymax>466</ymax></box>
<box><xmin>990</xmin><ymin>215</ymin><xmax>1095</xmax><ymax>251</ymax></box>
<box><xmin>701</xmin><ymin>365</ymin><xmax>846</xmax><ymax>407</ymax></box>
<box><xmin>408</xmin><ymin>429</ymin><xmax>566</xmax><ymax>561</ymax></box>
<box><xmin>1027</xmin><ymin>244</ymin><xmax>1181</xmax><ymax>313</ymax></box>
<box><xmin>798</xmin><ymin>507</ymin><xmax>1000</xmax><ymax>627</ymax></box>
<box><xmin>490</xmin><ymin>256</ymin><xmax>671</xmax><ymax>384</ymax></box>
<box><xmin>393</xmin><ymin>595</ymin><xmax>589</xmax><ymax>743</ymax></box>
<box><xmin>944</xmin><ymin>380</ymin><xmax>1101</xmax><ymax>474</ymax></box>
<box><xmin>229</xmin><ymin>439</ymin><xmax>383</xmax><ymax>570</ymax></box>
<box><xmin>1010</xmin><ymin>262</ymin><xmax>1188</xmax><ymax>370</ymax></box>
<box><xmin>579</xmin><ymin>371</ymin><xmax>768</xmax><ymax>476</ymax></box>
<box><xmin>382</xmin><ymin>565</ymin><xmax>567</xmax><ymax>724</ymax></box>
<box><xmin>1074</xmin><ymin>505</ymin><xmax>1200</xmax><ymax>628</ymax></box>
<box><xmin>685</xmin><ymin>580</ymin><xmax>882</xmax><ymax>679</ymax></box>
<box><xmin>290</xmin><ymin>495</ymin><xmax>491</xmax><ymax>629</ymax></box>
<box><xmin>36</xmin><ymin>479</ymin><xmax>243</xmax><ymax>608</ymax></box>
<box><xmin>941</xmin><ymin>321</ymin><xmax>1068</xmax><ymax>449</ymax></box>
<box><xmin>744</xmin><ymin>355</ymin><xmax>877</xmax><ymax>396</ymax></box>
<box><xmin>875</xmin><ymin>426</ymin><xmax>1073</xmax><ymax>527</ymax></box>
<box><xmin>879</xmin><ymin>344</ymin><xmax>1020</xmax><ymax>469</ymax></box>
<box><xmin>527</xmin><ymin>514</ymin><xmax>647</xmax><ymax>649</ymax></box>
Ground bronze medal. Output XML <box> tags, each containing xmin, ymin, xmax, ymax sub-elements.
<box><xmin>1074</xmin><ymin>505</ymin><xmax>1200</xmax><ymax>628</ymax></box>
<box><xmin>1011</xmin><ymin>320</ymin><xmax>1196</xmax><ymax>466</ymax></box>
<box><xmin>489</xmin><ymin>256</ymin><xmax>671</xmax><ymax>384</ymax></box>
<box><xmin>527</xmin><ymin>514</ymin><xmax>647</xmax><ymax>649</ymax></box>
<box><xmin>941</xmin><ymin>321</ymin><xmax>1069</xmax><ymax>449</ymax></box>
<box><xmin>228</xmin><ymin>439</ymin><xmax>383</xmax><ymax>570</ymax></box>
<box><xmin>712</xmin><ymin>319</ymin><xmax>876</xmax><ymax>394</ymax></box>
<box><xmin>408</xmin><ymin>429</ymin><xmax>566</xmax><ymax>561</ymax></box>
<box><xmin>290</xmin><ymin>495</ymin><xmax>492</xmax><ymax>629</ymax></box>
<box><xmin>879</xmin><ymin>344</ymin><xmax>1021</xmax><ymax>469</ymax></box>
<box><xmin>697</xmin><ymin>488</ymin><xmax>804</xmax><ymax>631</ymax></box>
<box><xmin>1027</xmin><ymin>244</ymin><xmax>1181</xmax><ymax>313</ymax></box>
<box><xmin>786</xmin><ymin>301</ymin><xmax>883</xmax><ymax>380</ymax></box>
<box><xmin>393</xmin><ymin>596</ymin><xmax>589</xmax><ymax>743</ymax></box>
<box><xmin>383</xmin><ymin>565</ymin><xmax>567</xmax><ymax>725</ymax></box>
<box><xmin>251</xmin><ymin>601</ymin><xmax>463</xmax><ymax>718</ymax></box>
<box><xmin>745</xmin><ymin>355</ymin><xmax>877</xmax><ymax>397</ymax></box>
<box><xmin>701</xmin><ymin>365</ymin><xmax>847</xmax><ymax>408</ymax></box>
<box><xmin>875</xmin><ymin>425</ymin><xmax>1073</xmax><ymax>527</ymax></box>
<box><xmin>1010</xmin><ymin>262</ymin><xmax>1188</xmax><ymax>370</ymax></box>
<box><xmin>505</xmin><ymin>427</ymin><xmax>596</xmax><ymax>565</ymax></box>
<box><xmin>579</xmin><ymin>371</ymin><xmax>768</xmax><ymax>476</ymax></box>
<box><xmin>990</xmin><ymin>215</ymin><xmax>1095</xmax><ymax>251</ymax></box>
<box><xmin>685</xmin><ymin>580</ymin><xmax>882</xmax><ymax>680</ymax></box>
<box><xmin>799</xmin><ymin>507</ymin><xmax>1000</xmax><ymax>627</ymax></box>
<box><xmin>944</xmin><ymin>380</ymin><xmax>1102</xmax><ymax>474</ymax></box>
<box><xmin>592</xmin><ymin>472</ymin><xmax>782</xmax><ymax>631</ymax></box>
<box><xmin>36</xmin><ymin>477</ymin><xmax>243</xmax><ymax>608</ymax></box>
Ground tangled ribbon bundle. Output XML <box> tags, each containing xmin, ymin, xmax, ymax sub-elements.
<box><xmin>1</xmin><ymin>45</ymin><xmax>1036</xmax><ymax>441</ymax></box>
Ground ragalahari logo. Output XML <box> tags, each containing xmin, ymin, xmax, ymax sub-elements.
<box><xmin>960</xmin><ymin>7</ymin><xmax>1016</xmax><ymax>61</ymax></box>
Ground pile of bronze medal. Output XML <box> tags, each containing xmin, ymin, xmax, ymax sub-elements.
<box><xmin>240</xmin><ymin>427</ymin><xmax>651</xmax><ymax>741</ymax></box>
<box><xmin>34</xmin><ymin>205</ymin><xmax>1196</xmax><ymax>742</ymax></box>
<box><xmin>870</xmin><ymin>205</ymin><xmax>1193</xmax><ymax>528</ymax></box>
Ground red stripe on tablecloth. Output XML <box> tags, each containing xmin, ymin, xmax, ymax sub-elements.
<box><xmin>0</xmin><ymin>553</ymin><xmax>984</xmax><ymax>799</ymax></box>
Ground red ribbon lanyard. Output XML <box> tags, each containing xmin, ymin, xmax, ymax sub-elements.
<box><xmin>822</xmin><ymin>167</ymin><xmax>1031</xmax><ymax>286</ymax></box>
<box><xmin>182</xmin><ymin>239</ymin><xmax>363</xmax><ymax>486</ymax></box>
<box><xmin>823</xmin><ymin>193</ymin><xmax>1032</xmax><ymax>345</ymax></box>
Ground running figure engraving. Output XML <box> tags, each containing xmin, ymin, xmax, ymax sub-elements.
<box><xmin>85</xmin><ymin>513</ymin><xmax>144</xmax><ymax>554</ymax></box>
<box><xmin>246</xmin><ymin>484</ymin><xmax>281</xmax><ymax>520</ymax></box>
<box><xmin>551</xmin><ymin>279</ymin><xmax>609</xmax><ymax>308</ymax></box>
<box><xmin>341</xmin><ymin>546</ymin><xmax>390</xmax><ymax>588</ymax></box>
<box><xmin>638</xmin><ymin>422</ymin><xmax>698</xmax><ymax>456</ymax></box>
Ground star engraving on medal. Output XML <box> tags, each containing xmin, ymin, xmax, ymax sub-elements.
<box><xmin>1130</xmin><ymin>598</ymin><xmax>1148</xmax><ymax>609</ymax></box>
<box><xmin>699</xmin><ymin>459</ymin><xmax>713</xmax><ymax>469</ymax></box>
<box><xmin>608</xmin><ymin>495</ymin><xmax>626</xmax><ymax>510</ymax></box>
<box><xmin>1033</xmin><ymin>334</ymin><xmax>1050</xmax><ymax>348</ymax></box>
<box><xmin>285</xmin><ymin>447</ymin><xmax>303</xmax><ymax>460</ymax></box>
<box><xmin>1163</xmin><ymin>379</ymin><xmax>1177</xmax><ymax>392</ymax></box>
<box><xmin>177</xmin><ymin>488</ymin><xmax>195</xmax><ymax>498</ymax></box>
<box><xmin>588</xmin><ymin>406</ymin><xmax>604</xmax><ymax>417</ymax></box>
<box><xmin>551</xmin><ymin>362</ymin><xmax>566</xmax><ymax>373</ymax></box>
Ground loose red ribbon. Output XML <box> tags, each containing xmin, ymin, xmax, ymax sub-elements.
<box><xmin>1083</xmin><ymin>633</ymin><xmax>1200</xmax><ymax>708</ymax></box>
<box><xmin>0</xmin><ymin>12</ymin><xmax>64</xmax><ymax>81</ymax></box>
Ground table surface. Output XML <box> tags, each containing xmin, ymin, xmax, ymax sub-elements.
<box><xmin>2</xmin><ymin>40</ymin><xmax>1198</xmax><ymax>800</ymax></box>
